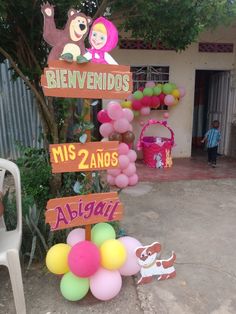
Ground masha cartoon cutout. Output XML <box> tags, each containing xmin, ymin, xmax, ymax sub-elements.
<box><xmin>84</xmin><ymin>17</ymin><xmax>118</xmax><ymax>65</ymax></box>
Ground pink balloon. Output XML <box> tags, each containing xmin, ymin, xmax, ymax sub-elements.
<box><xmin>122</xmin><ymin>108</ymin><xmax>134</xmax><ymax>122</ymax></box>
<box><xmin>148</xmin><ymin>97</ymin><xmax>154</xmax><ymax>107</ymax></box>
<box><xmin>127</xmin><ymin>150</ymin><xmax>137</xmax><ymax>162</ymax></box>
<box><xmin>140</xmin><ymin>107</ymin><xmax>151</xmax><ymax>116</ymax></box>
<box><xmin>118</xmin><ymin>155</ymin><xmax>130</xmax><ymax>170</ymax></box>
<box><xmin>159</xmin><ymin>93</ymin><xmax>165</xmax><ymax>104</ymax></box>
<box><xmin>118</xmin><ymin>143</ymin><xmax>129</xmax><ymax>155</ymax></box>
<box><xmin>115</xmin><ymin>174</ymin><xmax>129</xmax><ymax>188</ymax></box>
<box><xmin>163</xmin><ymin>112</ymin><xmax>169</xmax><ymax>119</ymax></box>
<box><xmin>113</xmin><ymin>118</ymin><xmax>130</xmax><ymax>133</ymax></box>
<box><xmin>107</xmin><ymin>174</ymin><xmax>115</xmax><ymax>185</ymax></box>
<box><xmin>90</xmin><ymin>268</ymin><xmax>122</xmax><ymax>301</ymax></box>
<box><xmin>145</xmin><ymin>81</ymin><xmax>155</xmax><ymax>88</ymax></box>
<box><xmin>179</xmin><ymin>87</ymin><xmax>186</xmax><ymax>98</ymax></box>
<box><xmin>150</xmin><ymin>96</ymin><xmax>160</xmax><ymax>108</ymax></box>
<box><xmin>107</xmin><ymin>102</ymin><xmax>123</xmax><ymax>120</ymax></box>
<box><xmin>97</xmin><ymin>110</ymin><xmax>112</xmax><ymax>123</ymax></box>
<box><xmin>66</xmin><ymin>228</ymin><xmax>85</xmax><ymax>247</ymax></box>
<box><xmin>128</xmin><ymin>174</ymin><xmax>138</xmax><ymax>186</ymax></box>
<box><xmin>107</xmin><ymin>168</ymin><xmax>121</xmax><ymax>176</ymax></box>
<box><xmin>99</xmin><ymin>122</ymin><xmax>114</xmax><ymax>138</ymax></box>
<box><xmin>119</xmin><ymin>237</ymin><xmax>142</xmax><ymax>276</ymax></box>
<box><xmin>127</xmin><ymin>124</ymin><xmax>133</xmax><ymax>131</ymax></box>
<box><xmin>141</xmin><ymin>96</ymin><xmax>150</xmax><ymax>107</ymax></box>
<box><xmin>68</xmin><ymin>241</ymin><xmax>100</xmax><ymax>278</ymax></box>
<box><xmin>122</xmin><ymin>163</ymin><xmax>136</xmax><ymax>177</ymax></box>
<box><xmin>132</xmin><ymin>100</ymin><xmax>142</xmax><ymax>111</ymax></box>
<box><xmin>164</xmin><ymin>95</ymin><xmax>175</xmax><ymax>106</ymax></box>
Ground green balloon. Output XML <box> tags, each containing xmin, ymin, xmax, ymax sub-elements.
<box><xmin>91</xmin><ymin>223</ymin><xmax>116</xmax><ymax>247</ymax></box>
<box><xmin>143</xmin><ymin>87</ymin><xmax>153</xmax><ymax>97</ymax></box>
<box><xmin>171</xmin><ymin>83</ymin><xmax>177</xmax><ymax>89</ymax></box>
<box><xmin>60</xmin><ymin>272</ymin><xmax>89</xmax><ymax>301</ymax></box>
<box><xmin>163</xmin><ymin>83</ymin><xmax>173</xmax><ymax>95</ymax></box>
<box><xmin>153</xmin><ymin>85</ymin><xmax>162</xmax><ymax>96</ymax></box>
<box><xmin>133</xmin><ymin>90</ymin><xmax>143</xmax><ymax>100</ymax></box>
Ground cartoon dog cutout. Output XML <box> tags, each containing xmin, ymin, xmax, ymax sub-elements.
<box><xmin>135</xmin><ymin>242</ymin><xmax>176</xmax><ymax>285</ymax></box>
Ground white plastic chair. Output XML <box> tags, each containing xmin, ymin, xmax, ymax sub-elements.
<box><xmin>0</xmin><ymin>158</ymin><xmax>26</xmax><ymax>314</ymax></box>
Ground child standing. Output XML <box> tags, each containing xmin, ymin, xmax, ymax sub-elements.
<box><xmin>201</xmin><ymin>120</ymin><xmax>221</xmax><ymax>168</ymax></box>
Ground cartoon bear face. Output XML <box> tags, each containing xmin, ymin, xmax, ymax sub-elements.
<box><xmin>69</xmin><ymin>12</ymin><xmax>92</xmax><ymax>42</ymax></box>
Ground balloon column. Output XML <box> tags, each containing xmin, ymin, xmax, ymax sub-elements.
<box><xmin>46</xmin><ymin>223</ymin><xmax>142</xmax><ymax>301</ymax></box>
<box><xmin>124</xmin><ymin>81</ymin><xmax>186</xmax><ymax>116</ymax></box>
<box><xmin>98</xmin><ymin>101</ymin><xmax>139</xmax><ymax>188</ymax></box>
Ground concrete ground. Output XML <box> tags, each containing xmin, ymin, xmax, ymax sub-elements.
<box><xmin>1</xmin><ymin>170</ymin><xmax>236</xmax><ymax>313</ymax></box>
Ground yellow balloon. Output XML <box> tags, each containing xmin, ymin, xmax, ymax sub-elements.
<box><xmin>100</xmin><ymin>239</ymin><xmax>127</xmax><ymax>270</ymax></box>
<box><xmin>172</xmin><ymin>89</ymin><xmax>180</xmax><ymax>98</ymax></box>
<box><xmin>46</xmin><ymin>243</ymin><xmax>71</xmax><ymax>275</ymax></box>
<box><xmin>121</xmin><ymin>101</ymin><xmax>132</xmax><ymax>109</ymax></box>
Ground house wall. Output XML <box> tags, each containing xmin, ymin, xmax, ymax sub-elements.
<box><xmin>109</xmin><ymin>23</ymin><xmax>236</xmax><ymax>157</ymax></box>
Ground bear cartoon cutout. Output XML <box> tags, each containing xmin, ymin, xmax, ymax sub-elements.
<box><xmin>41</xmin><ymin>2</ymin><xmax>92</xmax><ymax>63</ymax></box>
<box><xmin>84</xmin><ymin>17</ymin><xmax>118</xmax><ymax>65</ymax></box>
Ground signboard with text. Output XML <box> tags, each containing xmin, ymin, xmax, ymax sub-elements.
<box><xmin>41</xmin><ymin>61</ymin><xmax>133</xmax><ymax>99</ymax></box>
<box><xmin>46</xmin><ymin>192</ymin><xmax>123</xmax><ymax>231</ymax></box>
<box><xmin>49</xmin><ymin>141</ymin><xmax>119</xmax><ymax>173</ymax></box>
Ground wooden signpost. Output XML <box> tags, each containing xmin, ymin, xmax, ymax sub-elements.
<box><xmin>47</xmin><ymin>139</ymin><xmax>121</xmax><ymax>239</ymax></box>
<box><xmin>49</xmin><ymin>141</ymin><xmax>119</xmax><ymax>173</ymax></box>
<box><xmin>46</xmin><ymin>192</ymin><xmax>123</xmax><ymax>231</ymax></box>
<box><xmin>42</xmin><ymin>62</ymin><xmax>132</xmax><ymax>239</ymax></box>
<box><xmin>41</xmin><ymin>61</ymin><xmax>133</xmax><ymax>99</ymax></box>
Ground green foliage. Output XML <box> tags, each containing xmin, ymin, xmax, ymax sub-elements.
<box><xmin>112</xmin><ymin>0</ymin><xmax>236</xmax><ymax>50</ymax></box>
<box><xmin>16</xmin><ymin>144</ymin><xmax>52</xmax><ymax>209</ymax></box>
<box><xmin>72</xmin><ymin>106</ymin><xmax>94</xmax><ymax>143</ymax></box>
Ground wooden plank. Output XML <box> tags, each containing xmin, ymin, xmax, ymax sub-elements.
<box><xmin>45</xmin><ymin>192</ymin><xmax>123</xmax><ymax>231</ymax></box>
<box><xmin>41</xmin><ymin>60</ymin><xmax>133</xmax><ymax>99</ymax></box>
<box><xmin>84</xmin><ymin>98</ymin><xmax>92</xmax><ymax>241</ymax></box>
<box><xmin>49</xmin><ymin>141</ymin><xmax>119</xmax><ymax>173</ymax></box>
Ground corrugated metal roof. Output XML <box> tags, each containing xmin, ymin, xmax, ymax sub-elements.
<box><xmin>0</xmin><ymin>61</ymin><xmax>43</xmax><ymax>159</ymax></box>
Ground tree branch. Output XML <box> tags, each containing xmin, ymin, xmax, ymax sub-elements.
<box><xmin>16</xmin><ymin>26</ymin><xmax>42</xmax><ymax>71</ymax></box>
<box><xmin>59</xmin><ymin>101</ymin><xmax>75</xmax><ymax>143</ymax></box>
<box><xmin>94</xmin><ymin>0</ymin><xmax>109</xmax><ymax>19</ymax></box>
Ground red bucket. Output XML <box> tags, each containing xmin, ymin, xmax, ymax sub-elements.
<box><xmin>137</xmin><ymin>120</ymin><xmax>175</xmax><ymax>168</ymax></box>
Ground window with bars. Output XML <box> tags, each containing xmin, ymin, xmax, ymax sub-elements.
<box><xmin>131</xmin><ymin>65</ymin><xmax>169</xmax><ymax>109</ymax></box>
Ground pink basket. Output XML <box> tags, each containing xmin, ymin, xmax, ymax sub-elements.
<box><xmin>137</xmin><ymin>119</ymin><xmax>175</xmax><ymax>169</ymax></box>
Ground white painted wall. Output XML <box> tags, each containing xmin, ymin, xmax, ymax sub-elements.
<box><xmin>108</xmin><ymin>23</ymin><xmax>236</xmax><ymax>157</ymax></box>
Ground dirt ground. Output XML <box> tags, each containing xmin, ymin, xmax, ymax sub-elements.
<box><xmin>1</xmin><ymin>178</ymin><xmax>236</xmax><ymax>314</ymax></box>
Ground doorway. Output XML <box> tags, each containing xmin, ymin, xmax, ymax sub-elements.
<box><xmin>192</xmin><ymin>70</ymin><xmax>230</xmax><ymax>156</ymax></box>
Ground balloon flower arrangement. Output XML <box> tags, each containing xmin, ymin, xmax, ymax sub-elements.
<box><xmin>120</xmin><ymin>81</ymin><xmax>186</xmax><ymax>117</ymax></box>
<box><xmin>46</xmin><ymin>223</ymin><xmax>142</xmax><ymax>301</ymax></box>
<box><xmin>98</xmin><ymin>101</ymin><xmax>138</xmax><ymax>188</ymax></box>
